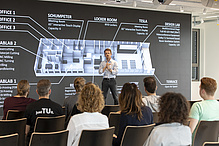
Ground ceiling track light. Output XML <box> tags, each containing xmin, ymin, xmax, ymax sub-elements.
<box><xmin>180</xmin><ymin>6</ymin><xmax>184</xmax><ymax>12</ymax></box>
<box><xmin>133</xmin><ymin>0</ymin><xmax>137</xmax><ymax>7</ymax></box>
<box><xmin>203</xmin><ymin>8</ymin><xmax>207</xmax><ymax>14</ymax></box>
<box><xmin>217</xmin><ymin>17</ymin><xmax>219</xmax><ymax>25</ymax></box>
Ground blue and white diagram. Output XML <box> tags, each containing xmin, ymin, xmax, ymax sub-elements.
<box><xmin>34</xmin><ymin>39</ymin><xmax>155</xmax><ymax>76</ymax></box>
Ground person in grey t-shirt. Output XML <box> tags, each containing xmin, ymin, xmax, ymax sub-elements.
<box><xmin>63</xmin><ymin>77</ymin><xmax>86</xmax><ymax>119</ymax></box>
<box><xmin>142</xmin><ymin>76</ymin><xmax>160</xmax><ymax>112</ymax></box>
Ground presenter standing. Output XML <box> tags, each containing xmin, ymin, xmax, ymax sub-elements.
<box><xmin>99</xmin><ymin>48</ymin><xmax>118</xmax><ymax>105</ymax></box>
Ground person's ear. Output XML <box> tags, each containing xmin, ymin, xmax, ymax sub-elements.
<box><xmin>49</xmin><ymin>89</ymin><xmax>51</xmax><ymax>95</ymax></box>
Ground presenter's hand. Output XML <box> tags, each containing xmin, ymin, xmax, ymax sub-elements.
<box><xmin>106</xmin><ymin>62</ymin><xmax>111</xmax><ymax>69</ymax></box>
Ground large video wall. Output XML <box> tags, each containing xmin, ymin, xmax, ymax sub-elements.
<box><xmin>0</xmin><ymin>0</ymin><xmax>191</xmax><ymax>116</ymax></box>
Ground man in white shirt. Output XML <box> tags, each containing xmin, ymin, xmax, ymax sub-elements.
<box><xmin>99</xmin><ymin>48</ymin><xmax>118</xmax><ymax>105</ymax></box>
<box><xmin>142</xmin><ymin>76</ymin><xmax>160</xmax><ymax>112</ymax></box>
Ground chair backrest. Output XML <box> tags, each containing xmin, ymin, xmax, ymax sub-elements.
<box><xmin>193</xmin><ymin>121</ymin><xmax>219</xmax><ymax>146</ymax></box>
<box><xmin>188</xmin><ymin>100</ymin><xmax>202</xmax><ymax>108</ymax></box>
<box><xmin>203</xmin><ymin>142</ymin><xmax>219</xmax><ymax>146</ymax></box>
<box><xmin>78</xmin><ymin>127</ymin><xmax>115</xmax><ymax>146</ymax></box>
<box><xmin>109</xmin><ymin>112</ymin><xmax>121</xmax><ymax>136</ymax></box>
<box><xmin>120</xmin><ymin>124</ymin><xmax>155</xmax><ymax>146</ymax></box>
<box><xmin>101</xmin><ymin>105</ymin><xmax>120</xmax><ymax>117</ymax></box>
<box><xmin>0</xmin><ymin>118</ymin><xmax>26</xmax><ymax>146</ymax></box>
<box><xmin>0</xmin><ymin>133</ymin><xmax>19</xmax><ymax>146</ymax></box>
<box><xmin>29</xmin><ymin>130</ymin><xmax>69</xmax><ymax>146</ymax></box>
<box><xmin>152</xmin><ymin>112</ymin><xmax>159</xmax><ymax>123</ymax></box>
<box><xmin>34</xmin><ymin>115</ymin><xmax>65</xmax><ymax>132</ymax></box>
<box><xmin>6</xmin><ymin>110</ymin><xmax>25</xmax><ymax>120</ymax></box>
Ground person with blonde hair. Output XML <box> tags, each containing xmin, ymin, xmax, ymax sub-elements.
<box><xmin>113</xmin><ymin>83</ymin><xmax>153</xmax><ymax>146</ymax></box>
<box><xmin>145</xmin><ymin>92</ymin><xmax>191</xmax><ymax>146</ymax></box>
<box><xmin>3</xmin><ymin>80</ymin><xmax>36</xmax><ymax>119</ymax></box>
<box><xmin>67</xmin><ymin>83</ymin><xmax>109</xmax><ymax>146</ymax></box>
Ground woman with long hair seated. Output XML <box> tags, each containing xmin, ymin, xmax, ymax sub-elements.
<box><xmin>113</xmin><ymin>83</ymin><xmax>153</xmax><ymax>146</ymax></box>
<box><xmin>67</xmin><ymin>83</ymin><xmax>109</xmax><ymax>146</ymax></box>
<box><xmin>144</xmin><ymin>92</ymin><xmax>192</xmax><ymax>146</ymax></box>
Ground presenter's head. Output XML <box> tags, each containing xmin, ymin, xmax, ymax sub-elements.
<box><xmin>158</xmin><ymin>92</ymin><xmax>189</xmax><ymax>125</ymax></box>
<box><xmin>36</xmin><ymin>79</ymin><xmax>51</xmax><ymax>99</ymax></box>
<box><xmin>77</xmin><ymin>83</ymin><xmax>104</xmax><ymax>113</ymax></box>
<box><xmin>104</xmin><ymin>48</ymin><xmax>112</xmax><ymax>61</ymax></box>
<box><xmin>119</xmin><ymin>83</ymin><xmax>145</xmax><ymax>121</ymax></box>
<box><xmin>17</xmin><ymin>80</ymin><xmax>30</xmax><ymax>97</ymax></box>
<box><xmin>143</xmin><ymin>76</ymin><xmax>157</xmax><ymax>95</ymax></box>
<box><xmin>199</xmin><ymin>77</ymin><xmax>217</xmax><ymax>100</ymax></box>
<box><xmin>74</xmin><ymin>77</ymin><xmax>86</xmax><ymax>93</ymax></box>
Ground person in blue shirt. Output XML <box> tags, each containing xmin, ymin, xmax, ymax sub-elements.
<box><xmin>113</xmin><ymin>83</ymin><xmax>153</xmax><ymax>146</ymax></box>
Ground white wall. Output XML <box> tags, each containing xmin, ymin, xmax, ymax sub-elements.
<box><xmin>191</xmin><ymin>21</ymin><xmax>219</xmax><ymax>100</ymax></box>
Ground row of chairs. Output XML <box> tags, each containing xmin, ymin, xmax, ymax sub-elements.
<box><xmin>3</xmin><ymin>108</ymin><xmax>219</xmax><ymax>146</ymax></box>
<box><xmin>0</xmin><ymin>115</ymin><xmax>66</xmax><ymax>146</ymax></box>
<box><xmin>1</xmin><ymin>121</ymin><xmax>218</xmax><ymax>146</ymax></box>
<box><xmin>0</xmin><ymin>130</ymin><xmax>69</xmax><ymax>146</ymax></box>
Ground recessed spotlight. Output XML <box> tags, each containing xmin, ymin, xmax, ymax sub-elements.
<box><xmin>180</xmin><ymin>6</ymin><xmax>184</xmax><ymax>12</ymax></box>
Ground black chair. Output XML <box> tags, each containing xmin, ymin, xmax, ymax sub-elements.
<box><xmin>188</xmin><ymin>100</ymin><xmax>202</xmax><ymax>108</ymax></box>
<box><xmin>0</xmin><ymin>118</ymin><xmax>26</xmax><ymax>146</ymax></box>
<box><xmin>203</xmin><ymin>142</ymin><xmax>219</xmax><ymax>146</ymax></box>
<box><xmin>152</xmin><ymin>112</ymin><xmax>159</xmax><ymax>123</ymax></box>
<box><xmin>6</xmin><ymin>110</ymin><xmax>25</xmax><ymax>120</ymax></box>
<box><xmin>29</xmin><ymin>130</ymin><xmax>69</xmax><ymax>146</ymax></box>
<box><xmin>78</xmin><ymin>127</ymin><xmax>115</xmax><ymax>146</ymax></box>
<box><xmin>0</xmin><ymin>133</ymin><xmax>19</xmax><ymax>146</ymax></box>
<box><xmin>120</xmin><ymin>124</ymin><xmax>155</xmax><ymax>146</ymax></box>
<box><xmin>109</xmin><ymin>112</ymin><xmax>121</xmax><ymax>136</ymax></box>
<box><xmin>101</xmin><ymin>105</ymin><xmax>120</xmax><ymax>117</ymax></box>
<box><xmin>193</xmin><ymin>121</ymin><xmax>219</xmax><ymax>146</ymax></box>
<box><xmin>34</xmin><ymin>115</ymin><xmax>65</xmax><ymax>132</ymax></box>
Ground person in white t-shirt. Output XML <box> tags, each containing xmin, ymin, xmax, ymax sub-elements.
<box><xmin>67</xmin><ymin>83</ymin><xmax>109</xmax><ymax>146</ymax></box>
<box><xmin>142</xmin><ymin>76</ymin><xmax>160</xmax><ymax>112</ymax></box>
<box><xmin>144</xmin><ymin>92</ymin><xmax>192</xmax><ymax>146</ymax></box>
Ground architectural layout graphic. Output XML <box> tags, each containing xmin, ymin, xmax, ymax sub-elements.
<box><xmin>34</xmin><ymin>38</ymin><xmax>155</xmax><ymax>76</ymax></box>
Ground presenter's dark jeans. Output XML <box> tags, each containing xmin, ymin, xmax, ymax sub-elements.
<box><xmin>102</xmin><ymin>78</ymin><xmax>118</xmax><ymax>105</ymax></box>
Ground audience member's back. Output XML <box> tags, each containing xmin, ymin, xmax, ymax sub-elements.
<box><xmin>63</xmin><ymin>77</ymin><xmax>86</xmax><ymax>117</ymax></box>
<box><xmin>25</xmin><ymin>79</ymin><xmax>63</xmax><ymax>144</ymax></box>
<box><xmin>113</xmin><ymin>83</ymin><xmax>153</xmax><ymax>146</ymax></box>
<box><xmin>189</xmin><ymin>77</ymin><xmax>219</xmax><ymax>141</ymax></box>
<box><xmin>142</xmin><ymin>76</ymin><xmax>160</xmax><ymax>112</ymax></box>
<box><xmin>3</xmin><ymin>80</ymin><xmax>36</xmax><ymax>119</ymax></box>
<box><xmin>144</xmin><ymin>92</ymin><xmax>191</xmax><ymax>146</ymax></box>
<box><xmin>67</xmin><ymin>83</ymin><xmax>109</xmax><ymax>146</ymax></box>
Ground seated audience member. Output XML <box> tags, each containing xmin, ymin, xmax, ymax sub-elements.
<box><xmin>142</xmin><ymin>76</ymin><xmax>160</xmax><ymax>112</ymax></box>
<box><xmin>25</xmin><ymin>79</ymin><xmax>63</xmax><ymax>143</ymax></box>
<box><xmin>113</xmin><ymin>83</ymin><xmax>153</xmax><ymax>146</ymax></box>
<box><xmin>63</xmin><ymin>77</ymin><xmax>86</xmax><ymax>119</ymax></box>
<box><xmin>144</xmin><ymin>92</ymin><xmax>191</xmax><ymax>146</ymax></box>
<box><xmin>3</xmin><ymin>80</ymin><xmax>36</xmax><ymax>120</ymax></box>
<box><xmin>67</xmin><ymin>83</ymin><xmax>109</xmax><ymax>146</ymax></box>
<box><xmin>189</xmin><ymin>77</ymin><xmax>219</xmax><ymax>141</ymax></box>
